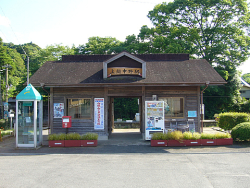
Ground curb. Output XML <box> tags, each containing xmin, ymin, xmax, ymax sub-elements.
<box><xmin>1</xmin><ymin>135</ymin><xmax>14</xmax><ymax>141</ymax></box>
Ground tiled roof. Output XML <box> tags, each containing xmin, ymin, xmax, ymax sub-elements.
<box><xmin>240</xmin><ymin>77</ymin><xmax>250</xmax><ymax>88</ymax></box>
<box><xmin>29</xmin><ymin>53</ymin><xmax>226</xmax><ymax>87</ymax></box>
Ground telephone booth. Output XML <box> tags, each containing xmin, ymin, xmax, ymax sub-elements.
<box><xmin>16</xmin><ymin>84</ymin><xmax>43</xmax><ymax>148</ymax></box>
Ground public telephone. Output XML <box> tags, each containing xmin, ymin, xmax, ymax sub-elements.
<box><xmin>62</xmin><ymin>116</ymin><xmax>72</xmax><ymax>128</ymax></box>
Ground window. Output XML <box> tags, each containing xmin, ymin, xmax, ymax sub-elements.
<box><xmin>158</xmin><ymin>97</ymin><xmax>184</xmax><ymax>118</ymax></box>
<box><xmin>68</xmin><ymin>98</ymin><xmax>91</xmax><ymax>119</ymax></box>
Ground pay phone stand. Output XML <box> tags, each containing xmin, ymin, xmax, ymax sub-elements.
<box><xmin>62</xmin><ymin>116</ymin><xmax>72</xmax><ymax>134</ymax></box>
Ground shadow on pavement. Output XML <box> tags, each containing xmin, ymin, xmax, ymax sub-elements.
<box><xmin>1</xmin><ymin>130</ymin><xmax>249</xmax><ymax>156</ymax></box>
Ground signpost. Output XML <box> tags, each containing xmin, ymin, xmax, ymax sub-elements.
<box><xmin>4</xmin><ymin>102</ymin><xmax>8</xmax><ymax>120</ymax></box>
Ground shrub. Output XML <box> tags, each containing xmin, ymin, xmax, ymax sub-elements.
<box><xmin>183</xmin><ymin>132</ymin><xmax>193</xmax><ymax>140</ymax></box>
<box><xmin>80</xmin><ymin>133</ymin><xmax>98</xmax><ymax>140</ymax></box>
<box><xmin>164</xmin><ymin>131</ymin><xmax>173</xmax><ymax>140</ymax></box>
<box><xmin>48</xmin><ymin>133</ymin><xmax>66</xmax><ymax>141</ymax></box>
<box><xmin>200</xmin><ymin>133</ymin><xmax>216</xmax><ymax>139</ymax></box>
<box><xmin>183</xmin><ymin>132</ymin><xmax>201</xmax><ymax>140</ymax></box>
<box><xmin>65</xmin><ymin>133</ymin><xmax>81</xmax><ymax>140</ymax></box>
<box><xmin>151</xmin><ymin>132</ymin><xmax>165</xmax><ymax>140</ymax></box>
<box><xmin>1</xmin><ymin>129</ymin><xmax>13</xmax><ymax>137</ymax></box>
<box><xmin>48</xmin><ymin>134</ymin><xmax>56</xmax><ymax>141</ymax></box>
<box><xmin>0</xmin><ymin>119</ymin><xmax>10</xmax><ymax>130</ymax></box>
<box><xmin>214</xmin><ymin>132</ymin><xmax>231</xmax><ymax>139</ymax></box>
<box><xmin>171</xmin><ymin>131</ymin><xmax>184</xmax><ymax>141</ymax></box>
<box><xmin>231</xmin><ymin>122</ymin><xmax>250</xmax><ymax>141</ymax></box>
<box><xmin>192</xmin><ymin>132</ymin><xmax>201</xmax><ymax>140</ymax></box>
<box><xmin>151</xmin><ymin>132</ymin><xmax>172</xmax><ymax>140</ymax></box>
<box><xmin>217</xmin><ymin>112</ymin><xmax>249</xmax><ymax>130</ymax></box>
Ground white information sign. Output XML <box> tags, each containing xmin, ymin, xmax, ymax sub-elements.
<box><xmin>94</xmin><ymin>98</ymin><xmax>104</xmax><ymax>130</ymax></box>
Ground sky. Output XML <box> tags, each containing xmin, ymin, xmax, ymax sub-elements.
<box><xmin>0</xmin><ymin>0</ymin><xmax>249</xmax><ymax>75</ymax></box>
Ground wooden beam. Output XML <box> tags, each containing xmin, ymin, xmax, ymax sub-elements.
<box><xmin>50</xmin><ymin>87</ymin><xmax>54</xmax><ymax>133</ymax></box>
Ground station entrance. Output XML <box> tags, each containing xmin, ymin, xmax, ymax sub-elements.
<box><xmin>108</xmin><ymin>96</ymin><xmax>143</xmax><ymax>142</ymax></box>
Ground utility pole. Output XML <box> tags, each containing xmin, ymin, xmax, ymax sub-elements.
<box><xmin>6</xmin><ymin>66</ymin><xmax>8</xmax><ymax>103</ymax></box>
<box><xmin>0</xmin><ymin>70</ymin><xmax>2</xmax><ymax>119</ymax></box>
<box><xmin>3</xmin><ymin>65</ymin><xmax>11</xmax><ymax>103</ymax></box>
<box><xmin>27</xmin><ymin>56</ymin><xmax>29</xmax><ymax>85</ymax></box>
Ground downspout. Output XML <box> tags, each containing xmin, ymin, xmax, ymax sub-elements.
<box><xmin>200</xmin><ymin>81</ymin><xmax>210</xmax><ymax>132</ymax></box>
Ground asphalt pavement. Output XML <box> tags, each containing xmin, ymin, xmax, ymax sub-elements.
<box><xmin>1</xmin><ymin>128</ymin><xmax>250</xmax><ymax>188</ymax></box>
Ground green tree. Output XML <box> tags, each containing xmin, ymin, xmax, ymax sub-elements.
<box><xmin>114</xmin><ymin>98</ymin><xmax>139</xmax><ymax>120</ymax></box>
<box><xmin>242</xmin><ymin>73</ymin><xmax>250</xmax><ymax>84</ymax></box>
<box><xmin>4</xmin><ymin>42</ymin><xmax>41</xmax><ymax>79</ymax></box>
<box><xmin>5</xmin><ymin>47</ymin><xmax>26</xmax><ymax>96</ymax></box>
<box><xmin>146</xmin><ymin>0</ymin><xmax>250</xmax><ymax>118</ymax></box>
<box><xmin>147</xmin><ymin>0</ymin><xmax>250</xmax><ymax>66</ymax></box>
<box><xmin>0</xmin><ymin>38</ymin><xmax>27</xmax><ymax>100</ymax></box>
<box><xmin>76</xmin><ymin>37</ymin><xmax>123</xmax><ymax>54</ymax></box>
<box><xmin>35</xmin><ymin>44</ymin><xmax>75</xmax><ymax>70</ymax></box>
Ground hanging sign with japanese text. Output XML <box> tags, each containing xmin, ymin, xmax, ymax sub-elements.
<box><xmin>94</xmin><ymin>98</ymin><xmax>104</xmax><ymax>130</ymax></box>
<box><xmin>107</xmin><ymin>67</ymin><xmax>142</xmax><ymax>77</ymax></box>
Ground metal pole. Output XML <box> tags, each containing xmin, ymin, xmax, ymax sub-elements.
<box><xmin>6</xmin><ymin>67</ymin><xmax>8</xmax><ymax>103</ymax></box>
<box><xmin>5</xmin><ymin>66</ymin><xmax>9</xmax><ymax>129</ymax></box>
<box><xmin>0</xmin><ymin>73</ymin><xmax>2</xmax><ymax>119</ymax></box>
<box><xmin>27</xmin><ymin>57</ymin><xmax>29</xmax><ymax>85</ymax></box>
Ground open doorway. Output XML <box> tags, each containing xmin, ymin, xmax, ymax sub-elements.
<box><xmin>108</xmin><ymin>97</ymin><xmax>142</xmax><ymax>138</ymax></box>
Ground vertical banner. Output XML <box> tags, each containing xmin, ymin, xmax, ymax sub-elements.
<box><xmin>94</xmin><ymin>98</ymin><xmax>104</xmax><ymax>130</ymax></box>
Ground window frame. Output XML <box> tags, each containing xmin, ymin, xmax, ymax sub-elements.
<box><xmin>158</xmin><ymin>97</ymin><xmax>185</xmax><ymax>119</ymax></box>
<box><xmin>67</xmin><ymin>98</ymin><xmax>92</xmax><ymax>119</ymax></box>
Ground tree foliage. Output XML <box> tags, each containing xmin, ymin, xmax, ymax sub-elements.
<box><xmin>146</xmin><ymin>0</ymin><xmax>250</xmax><ymax>118</ymax></box>
<box><xmin>1</xmin><ymin>0</ymin><xmax>250</xmax><ymax>120</ymax></box>
<box><xmin>147</xmin><ymin>0</ymin><xmax>250</xmax><ymax>68</ymax></box>
<box><xmin>114</xmin><ymin>98</ymin><xmax>139</xmax><ymax>121</ymax></box>
<box><xmin>75</xmin><ymin>37</ymin><xmax>123</xmax><ymax>54</ymax></box>
<box><xmin>242</xmin><ymin>73</ymin><xmax>250</xmax><ymax>84</ymax></box>
<box><xmin>34</xmin><ymin>44</ymin><xmax>75</xmax><ymax>73</ymax></box>
<box><xmin>4</xmin><ymin>42</ymin><xmax>41</xmax><ymax>80</ymax></box>
<box><xmin>0</xmin><ymin>38</ymin><xmax>26</xmax><ymax>98</ymax></box>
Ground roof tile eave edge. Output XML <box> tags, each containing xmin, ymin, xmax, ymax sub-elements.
<box><xmin>30</xmin><ymin>81</ymin><xmax>227</xmax><ymax>87</ymax></box>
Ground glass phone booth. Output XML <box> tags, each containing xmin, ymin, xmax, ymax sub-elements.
<box><xmin>16</xmin><ymin>84</ymin><xmax>43</xmax><ymax>148</ymax></box>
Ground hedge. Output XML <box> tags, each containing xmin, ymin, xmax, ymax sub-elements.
<box><xmin>231</xmin><ymin>122</ymin><xmax>250</xmax><ymax>141</ymax></box>
<box><xmin>217</xmin><ymin>112</ymin><xmax>249</xmax><ymax>130</ymax></box>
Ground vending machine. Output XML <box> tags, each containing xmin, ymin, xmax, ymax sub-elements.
<box><xmin>145</xmin><ymin>101</ymin><xmax>165</xmax><ymax>140</ymax></box>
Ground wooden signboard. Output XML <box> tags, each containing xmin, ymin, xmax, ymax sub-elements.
<box><xmin>107</xmin><ymin>67</ymin><xmax>142</xmax><ymax>77</ymax></box>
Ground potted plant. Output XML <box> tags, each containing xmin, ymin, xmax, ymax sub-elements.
<box><xmin>183</xmin><ymin>132</ymin><xmax>201</xmax><ymax>146</ymax></box>
<box><xmin>215</xmin><ymin>132</ymin><xmax>233</xmax><ymax>145</ymax></box>
<box><xmin>200</xmin><ymin>133</ymin><xmax>216</xmax><ymax>146</ymax></box>
<box><xmin>150</xmin><ymin>132</ymin><xmax>168</xmax><ymax>146</ymax></box>
<box><xmin>80</xmin><ymin>133</ymin><xmax>98</xmax><ymax>147</ymax></box>
<box><xmin>167</xmin><ymin>131</ymin><xmax>185</xmax><ymax>147</ymax></box>
<box><xmin>48</xmin><ymin>133</ymin><xmax>66</xmax><ymax>147</ymax></box>
<box><xmin>65</xmin><ymin>133</ymin><xmax>81</xmax><ymax>147</ymax></box>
